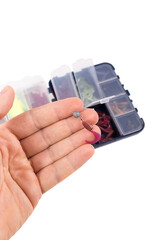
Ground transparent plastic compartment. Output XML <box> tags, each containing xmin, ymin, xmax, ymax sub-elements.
<box><xmin>95</xmin><ymin>63</ymin><xmax>117</xmax><ymax>82</ymax></box>
<box><xmin>51</xmin><ymin>65</ymin><xmax>79</xmax><ymax>100</ymax></box>
<box><xmin>114</xmin><ymin>111</ymin><xmax>143</xmax><ymax>135</ymax></box>
<box><xmin>0</xmin><ymin>76</ymin><xmax>50</xmax><ymax>122</ymax></box>
<box><xmin>107</xmin><ymin>94</ymin><xmax>135</xmax><ymax>116</ymax></box>
<box><xmin>8</xmin><ymin>91</ymin><xmax>29</xmax><ymax>119</ymax></box>
<box><xmin>24</xmin><ymin>81</ymin><xmax>50</xmax><ymax>108</ymax></box>
<box><xmin>99</xmin><ymin>78</ymin><xmax>125</xmax><ymax>98</ymax></box>
<box><xmin>73</xmin><ymin>59</ymin><xmax>103</xmax><ymax>106</ymax></box>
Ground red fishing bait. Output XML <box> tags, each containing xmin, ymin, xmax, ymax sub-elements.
<box><xmin>96</xmin><ymin>111</ymin><xmax>115</xmax><ymax>143</ymax></box>
<box><xmin>73</xmin><ymin>111</ymin><xmax>101</xmax><ymax>144</ymax></box>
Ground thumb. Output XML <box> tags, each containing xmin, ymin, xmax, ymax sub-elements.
<box><xmin>0</xmin><ymin>86</ymin><xmax>15</xmax><ymax>120</ymax></box>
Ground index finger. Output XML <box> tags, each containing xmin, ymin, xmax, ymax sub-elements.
<box><xmin>6</xmin><ymin>97</ymin><xmax>84</xmax><ymax>140</ymax></box>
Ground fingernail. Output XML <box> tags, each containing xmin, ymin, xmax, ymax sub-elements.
<box><xmin>0</xmin><ymin>86</ymin><xmax>9</xmax><ymax>95</ymax></box>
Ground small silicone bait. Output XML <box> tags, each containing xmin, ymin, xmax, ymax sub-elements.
<box><xmin>96</xmin><ymin>111</ymin><xmax>115</xmax><ymax>143</ymax></box>
<box><xmin>73</xmin><ymin>111</ymin><xmax>101</xmax><ymax>144</ymax></box>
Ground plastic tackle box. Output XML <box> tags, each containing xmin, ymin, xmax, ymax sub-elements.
<box><xmin>0</xmin><ymin>59</ymin><xmax>144</xmax><ymax>148</ymax></box>
<box><xmin>49</xmin><ymin>59</ymin><xmax>144</xmax><ymax>148</ymax></box>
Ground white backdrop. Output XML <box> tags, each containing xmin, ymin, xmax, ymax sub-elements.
<box><xmin>0</xmin><ymin>0</ymin><xmax>159</xmax><ymax>239</ymax></box>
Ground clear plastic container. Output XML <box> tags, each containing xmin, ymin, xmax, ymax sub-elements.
<box><xmin>95</xmin><ymin>63</ymin><xmax>117</xmax><ymax>82</ymax></box>
<box><xmin>24</xmin><ymin>81</ymin><xmax>50</xmax><ymax>108</ymax></box>
<box><xmin>51</xmin><ymin>65</ymin><xmax>79</xmax><ymax>100</ymax></box>
<box><xmin>72</xmin><ymin>59</ymin><xmax>103</xmax><ymax>106</ymax></box>
<box><xmin>115</xmin><ymin>111</ymin><xmax>143</xmax><ymax>135</ymax></box>
<box><xmin>107</xmin><ymin>94</ymin><xmax>134</xmax><ymax>116</ymax></box>
<box><xmin>7</xmin><ymin>91</ymin><xmax>29</xmax><ymax>119</ymax></box>
<box><xmin>99</xmin><ymin>78</ymin><xmax>125</xmax><ymax>98</ymax></box>
<box><xmin>0</xmin><ymin>76</ymin><xmax>51</xmax><ymax>122</ymax></box>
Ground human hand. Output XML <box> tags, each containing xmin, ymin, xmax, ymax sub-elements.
<box><xmin>0</xmin><ymin>86</ymin><xmax>100</xmax><ymax>239</ymax></box>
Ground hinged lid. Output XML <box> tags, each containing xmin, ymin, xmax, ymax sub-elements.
<box><xmin>50</xmin><ymin>65</ymin><xmax>79</xmax><ymax>100</ymax></box>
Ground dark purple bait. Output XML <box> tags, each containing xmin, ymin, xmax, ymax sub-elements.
<box><xmin>73</xmin><ymin>111</ymin><xmax>101</xmax><ymax>144</ymax></box>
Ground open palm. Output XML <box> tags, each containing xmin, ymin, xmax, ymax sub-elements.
<box><xmin>0</xmin><ymin>87</ymin><xmax>100</xmax><ymax>240</ymax></box>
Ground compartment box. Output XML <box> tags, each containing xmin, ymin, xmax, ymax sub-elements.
<box><xmin>49</xmin><ymin>61</ymin><xmax>144</xmax><ymax>149</ymax></box>
<box><xmin>0</xmin><ymin>60</ymin><xmax>144</xmax><ymax>149</ymax></box>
